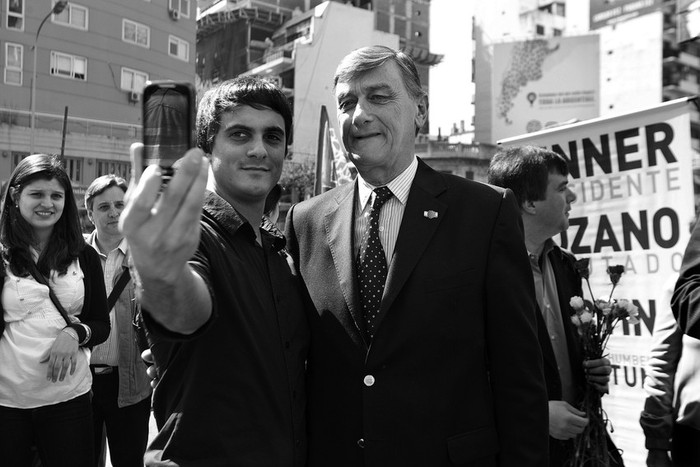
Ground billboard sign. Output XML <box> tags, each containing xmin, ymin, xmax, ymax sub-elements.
<box><xmin>491</xmin><ymin>35</ymin><xmax>600</xmax><ymax>143</ymax></box>
<box><xmin>590</xmin><ymin>0</ymin><xmax>664</xmax><ymax>30</ymax></box>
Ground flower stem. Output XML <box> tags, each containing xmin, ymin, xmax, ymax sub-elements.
<box><xmin>585</xmin><ymin>278</ymin><xmax>596</xmax><ymax>303</ymax></box>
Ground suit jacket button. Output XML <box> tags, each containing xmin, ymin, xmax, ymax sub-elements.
<box><xmin>357</xmin><ymin>438</ymin><xmax>365</xmax><ymax>448</ymax></box>
<box><xmin>363</xmin><ymin>375</ymin><xmax>375</xmax><ymax>386</ymax></box>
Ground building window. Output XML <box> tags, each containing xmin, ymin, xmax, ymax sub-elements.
<box><xmin>553</xmin><ymin>28</ymin><xmax>562</xmax><ymax>37</ymax></box>
<box><xmin>121</xmin><ymin>67</ymin><xmax>148</xmax><ymax>92</ymax></box>
<box><xmin>7</xmin><ymin>0</ymin><xmax>24</xmax><ymax>30</ymax></box>
<box><xmin>50</xmin><ymin>51</ymin><xmax>87</xmax><ymax>80</ymax></box>
<box><xmin>52</xmin><ymin>2</ymin><xmax>88</xmax><ymax>30</ymax></box>
<box><xmin>168</xmin><ymin>36</ymin><xmax>189</xmax><ymax>62</ymax></box>
<box><xmin>122</xmin><ymin>19</ymin><xmax>150</xmax><ymax>48</ymax></box>
<box><xmin>287</xmin><ymin>19</ymin><xmax>311</xmax><ymax>42</ymax></box>
<box><xmin>63</xmin><ymin>157</ymin><xmax>83</xmax><ymax>183</ymax></box>
<box><xmin>169</xmin><ymin>0</ymin><xmax>190</xmax><ymax>19</ymax></box>
<box><xmin>553</xmin><ymin>2</ymin><xmax>566</xmax><ymax>17</ymax></box>
<box><xmin>4</xmin><ymin>43</ymin><xmax>23</xmax><ymax>86</ymax></box>
<box><xmin>97</xmin><ymin>160</ymin><xmax>130</xmax><ymax>179</ymax></box>
<box><xmin>465</xmin><ymin>170</ymin><xmax>474</xmax><ymax>180</ymax></box>
<box><xmin>536</xmin><ymin>24</ymin><xmax>545</xmax><ymax>36</ymax></box>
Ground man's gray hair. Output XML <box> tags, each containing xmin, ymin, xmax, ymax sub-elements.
<box><xmin>333</xmin><ymin>45</ymin><xmax>426</xmax><ymax>102</ymax></box>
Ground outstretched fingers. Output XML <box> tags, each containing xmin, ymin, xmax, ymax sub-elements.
<box><xmin>152</xmin><ymin>148</ymin><xmax>208</xmax><ymax>231</ymax></box>
<box><xmin>120</xmin><ymin>143</ymin><xmax>165</xmax><ymax>236</ymax></box>
<box><xmin>168</xmin><ymin>152</ymin><xmax>209</xmax><ymax>236</ymax></box>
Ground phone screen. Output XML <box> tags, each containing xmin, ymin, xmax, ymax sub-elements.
<box><xmin>142</xmin><ymin>82</ymin><xmax>194</xmax><ymax>173</ymax></box>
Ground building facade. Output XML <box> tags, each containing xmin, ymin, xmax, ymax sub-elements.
<box><xmin>472</xmin><ymin>0</ymin><xmax>700</xmax><ymax>153</ymax></box>
<box><xmin>0</xmin><ymin>0</ymin><xmax>196</xmax><ymax>202</ymax></box>
<box><xmin>196</xmin><ymin>0</ymin><xmax>440</xmax><ymax>160</ymax></box>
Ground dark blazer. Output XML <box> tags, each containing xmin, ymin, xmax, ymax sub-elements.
<box><xmin>673</xmin><ymin>218</ymin><xmax>700</xmax><ymax>338</ymax></box>
<box><xmin>536</xmin><ymin>244</ymin><xmax>586</xmax><ymax>466</ymax></box>
<box><xmin>286</xmin><ymin>159</ymin><xmax>549</xmax><ymax>467</ymax></box>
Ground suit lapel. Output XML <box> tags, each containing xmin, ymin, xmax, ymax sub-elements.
<box><xmin>324</xmin><ymin>181</ymin><xmax>368</xmax><ymax>347</ymax></box>
<box><xmin>373</xmin><ymin>160</ymin><xmax>447</xmax><ymax>333</ymax></box>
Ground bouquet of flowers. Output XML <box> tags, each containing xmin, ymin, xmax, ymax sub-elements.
<box><xmin>567</xmin><ymin>259</ymin><xmax>639</xmax><ymax>467</ymax></box>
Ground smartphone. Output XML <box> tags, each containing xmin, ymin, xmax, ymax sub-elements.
<box><xmin>142</xmin><ymin>80</ymin><xmax>196</xmax><ymax>177</ymax></box>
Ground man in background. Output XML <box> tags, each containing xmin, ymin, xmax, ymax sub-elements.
<box><xmin>85</xmin><ymin>175</ymin><xmax>151</xmax><ymax>467</ymax></box>
<box><xmin>488</xmin><ymin>145</ymin><xmax>614</xmax><ymax>466</ymax></box>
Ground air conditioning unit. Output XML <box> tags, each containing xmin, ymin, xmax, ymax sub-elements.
<box><xmin>128</xmin><ymin>91</ymin><xmax>140</xmax><ymax>103</ymax></box>
<box><xmin>169</xmin><ymin>8</ymin><xmax>180</xmax><ymax>20</ymax></box>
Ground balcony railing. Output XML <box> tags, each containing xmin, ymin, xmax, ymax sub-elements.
<box><xmin>0</xmin><ymin>107</ymin><xmax>140</xmax><ymax>140</ymax></box>
<box><xmin>415</xmin><ymin>141</ymin><xmax>498</xmax><ymax>159</ymax></box>
<box><xmin>247</xmin><ymin>47</ymin><xmax>294</xmax><ymax>71</ymax></box>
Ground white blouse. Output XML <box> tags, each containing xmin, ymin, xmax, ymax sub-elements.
<box><xmin>0</xmin><ymin>258</ymin><xmax>91</xmax><ymax>408</ymax></box>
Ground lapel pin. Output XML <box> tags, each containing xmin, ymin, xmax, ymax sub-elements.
<box><xmin>423</xmin><ymin>210</ymin><xmax>438</xmax><ymax>219</ymax></box>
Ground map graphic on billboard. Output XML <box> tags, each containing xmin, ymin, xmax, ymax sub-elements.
<box><xmin>492</xmin><ymin>35</ymin><xmax>600</xmax><ymax>143</ymax></box>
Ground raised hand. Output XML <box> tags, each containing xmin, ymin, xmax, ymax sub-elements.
<box><xmin>120</xmin><ymin>143</ymin><xmax>212</xmax><ymax>334</ymax></box>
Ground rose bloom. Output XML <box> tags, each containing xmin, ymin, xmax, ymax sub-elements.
<box><xmin>571</xmin><ymin>315</ymin><xmax>582</xmax><ymax>327</ymax></box>
<box><xmin>618</xmin><ymin>299</ymin><xmax>636</xmax><ymax>314</ymax></box>
<box><xmin>595</xmin><ymin>299</ymin><xmax>612</xmax><ymax>316</ymax></box>
<box><xmin>580</xmin><ymin>311</ymin><xmax>594</xmax><ymax>324</ymax></box>
<box><xmin>620</xmin><ymin>300</ymin><xmax>640</xmax><ymax>324</ymax></box>
<box><xmin>570</xmin><ymin>296</ymin><xmax>584</xmax><ymax>310</ymax></box>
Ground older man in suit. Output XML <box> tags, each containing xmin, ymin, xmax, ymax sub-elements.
<box><xmin>285</xmin><ymin>45</ymin><xmax>549</xmax><ymax>467</ymax></box>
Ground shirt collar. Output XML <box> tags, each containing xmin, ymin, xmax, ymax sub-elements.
<box><xmin>260</xmin><ymin>215</ymin><xmax>286</xmax><ymax>252</ymax></box>
<box><xmin>203</xmin><ymin>190</ymin><xmax>285</xmax><ymax>252</ymax></box>
<box><xmin>528</xmin><ymin>238</ymin><xmax>556</xmax><ymax>269</ymax></box>
<box><xmin>356</xmin><ymin>156</ymin><xmax>418</xmax><ymax>210</ymax></box>
<box><xmin>115</xmin><ymin>237</ymin><xmax>128</xmax><ymax>256</ymax></box>
<box><xmin>87</xmin><ymin>231</ymin><xmax>128</xmax><ymax>258</ymax></box>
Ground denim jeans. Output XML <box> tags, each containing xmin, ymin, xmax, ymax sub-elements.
<box><xmin>0</xmin><ymin>392</ymin><xmax>94</xmax><ymax>467</ymax></box>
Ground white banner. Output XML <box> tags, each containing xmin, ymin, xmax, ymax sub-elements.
<box><xmin>500</xmin><ymin>98</ymin><xmax>696</xmax><ymax>466</ymax></box>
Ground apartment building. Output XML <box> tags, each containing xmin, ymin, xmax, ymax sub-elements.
<box><xmin>0</xmin><ymin>0</ymin><xmax>196</xmax><ymax>197</ymax></box>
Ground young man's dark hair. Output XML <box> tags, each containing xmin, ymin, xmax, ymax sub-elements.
<box><xmin>487</xmin><ymin>145</ymin><xmax>569</xmax><ymax>207</ymax></box>
<box><xmin>196</xmin><ymin>77</ymin><xmax>293</xmax><ymax>155</ymax></box>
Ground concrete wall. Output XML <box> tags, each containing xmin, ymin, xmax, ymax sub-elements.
<box><xmin>598</xmin><ymin>12</ymin><xmax>663</xmax><ymax>117</ymax></box>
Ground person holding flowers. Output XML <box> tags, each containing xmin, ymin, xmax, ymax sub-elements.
<box><xmin>488</xmin><ymin>145</ymin><xmax>619</xmax><ymax>466</ymax></box>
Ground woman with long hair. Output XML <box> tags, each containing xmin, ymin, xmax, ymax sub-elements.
<box><xmin>0</xmin><ymin>154</ymin><xmax>109</xmax><ymax>466</ymax></box>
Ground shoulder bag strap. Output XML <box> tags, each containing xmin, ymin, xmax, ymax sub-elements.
<box><xmin>107</xmin><ymin>268</ymin><xmax>131</xmax><ymax>311</ymax></box>
<box><xmin>26</xmin><ymin>261</ymin><xmax>72</xmax><ymax>327</ymax></box>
